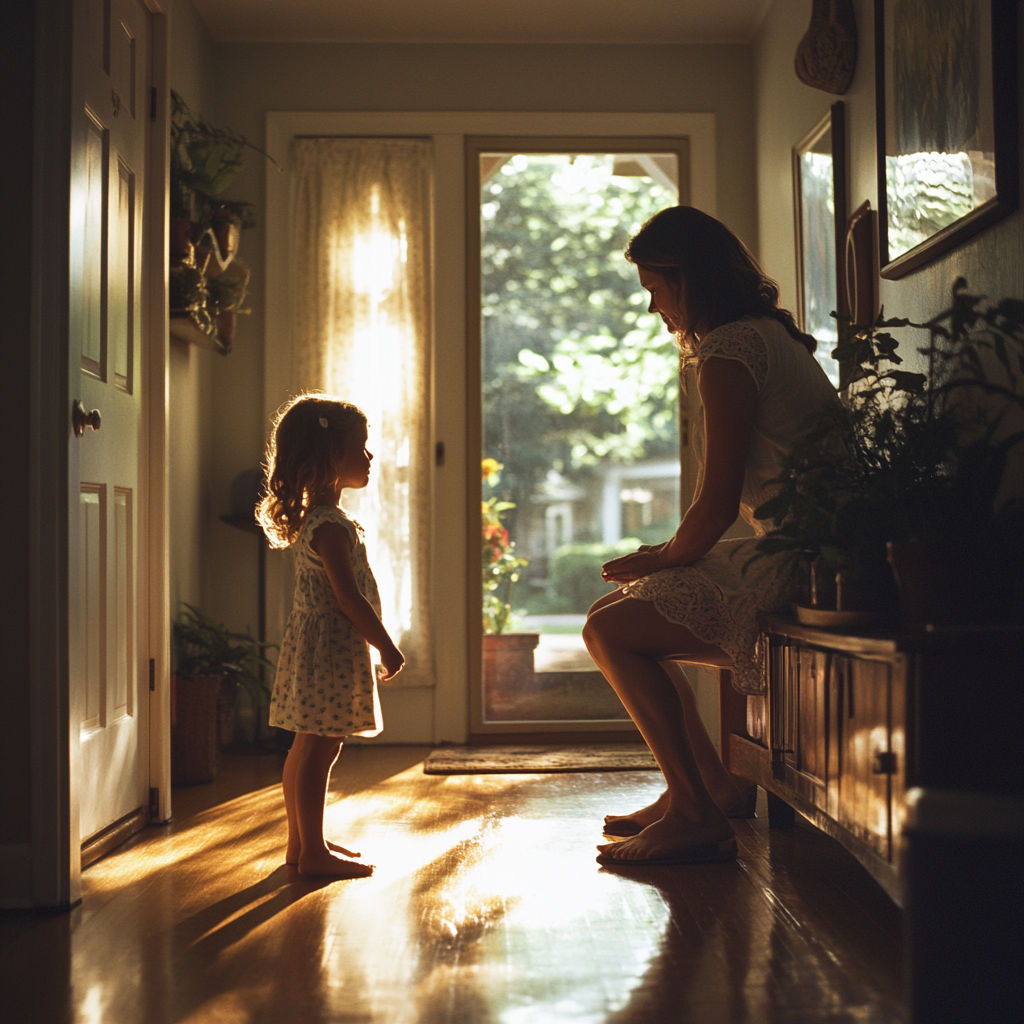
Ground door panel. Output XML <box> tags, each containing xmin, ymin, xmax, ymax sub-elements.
<box><xmin>72</xmin><ymin>0</ymin><xmax>150</xmax><ymax>843</ymax></box>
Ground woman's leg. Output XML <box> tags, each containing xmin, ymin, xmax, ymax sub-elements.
<box><xmin>583</xmin><ymin>596</ymin><xmax>735</xmax><ymax>861</ymax></box>
<box><xmin>289</xmin><ymin>732</ymin><xmax>373</xmax><ymax>878</ymax></box>
<box><xmin>603</xmin><ymin>661</ymin><xmax>745</xmax><ymax>832</ymax></box>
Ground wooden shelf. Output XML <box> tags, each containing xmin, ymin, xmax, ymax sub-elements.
<box><xmin>169</xmin><ymin>313</ymin><xmax>230</xmax><ymax>354</ymax></box>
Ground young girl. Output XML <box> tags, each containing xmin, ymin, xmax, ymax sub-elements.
<box><xmin>258</xmin><ymin>393</ymin><xmax>404</xmax><ymax>878</ymax></box>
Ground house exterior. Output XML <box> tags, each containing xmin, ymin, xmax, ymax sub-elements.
<box><xmin>2</xmin><ymin>0</ymin><xmax>1021</xmax><ymax>909</ymax></box>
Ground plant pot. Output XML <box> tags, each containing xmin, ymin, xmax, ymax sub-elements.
<box><xmin>886</xmin><ymin>540</ymin><xmax>975</xmax><ymax>631</ymax></box>
<box><xmin>216</xmin><ymin>310</ymin><xmax>237</xmax><ymax>348</ymax></box>
<box><xmin>170</xmin><ymin>217</ymin><xmax>197</xmax><ymax>260</ymax></box>
<box><xmin>483</xmin><ymin>632</ymin><xmax>540</xmax><ymax>719</ymax></box>
<box><xmin>171</xmin><ymin>673</ymin><xmax>224</xmax><ymax>784</ymax></box>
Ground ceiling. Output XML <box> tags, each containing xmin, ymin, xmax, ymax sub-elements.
<box><xmin>190</xmin><ymin>0</ymin><xmax>775</xmax><ymax>45</ymax></box>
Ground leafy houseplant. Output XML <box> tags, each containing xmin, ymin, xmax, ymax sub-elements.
<box><xmin>752</xmin><ymin>279</ymin><xmax>1024</xmax><ymax>626</ymax></box>
<box><xmin>172</xmin><ymin>604</ymin><xmax>276</xmax><ymax>782</ymax></box>
<box><xmin>169</xmin><ymin>91</ymin><xmax>272</xmax><ymax>350</ymax></box>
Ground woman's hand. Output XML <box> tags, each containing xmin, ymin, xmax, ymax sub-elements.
<box><xmin>600</xmin><ymin>545</ymin><xmax>669</xmax><ymax>584</ymax></box>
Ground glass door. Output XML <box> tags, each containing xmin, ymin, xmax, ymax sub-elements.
<box><xmin>467</xmin><ymin>137</ymin><xmax>691</xmax><ymax>736</ymax></box>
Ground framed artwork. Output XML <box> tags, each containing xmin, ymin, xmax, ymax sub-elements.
<box><xmin>793</xmin><ymin>102</ymin><xmax>847</xmax><ymax>387</ymax></box>
<box><xmin>875</xmin><ymin>0</ymin><xmax>1019</xmax><ymax>279</ymax></box>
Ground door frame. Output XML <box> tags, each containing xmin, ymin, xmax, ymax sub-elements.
<box><xmin>265</xmin><ymin>111</ymin><xmax>716</xmax><ymax>745</ymax></box>
<box><xmin>465</xmin><ymin>134</ymin><xmax>691</xmax><ymax>738</ymax></box>
<box><xmin>25</xmin><ymin>0</ymin><xmax>169</xmax><ymax>908</ymax></box>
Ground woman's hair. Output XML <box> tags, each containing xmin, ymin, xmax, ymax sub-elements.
<box><xmin>625</xmin><ymin>205</ymin><xmax>817</xmax><ymax>357</ymax></box>
<box><xmin>257</xmin><ymin>393</ymin><xmax>367</xmax><ymax>549</ymax></box>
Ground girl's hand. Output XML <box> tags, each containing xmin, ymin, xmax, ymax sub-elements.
<box><xmin>379</xmin><ymin>644</ymin><xmax>405</xmax><ymax>681</ymax></box>
<box><xmin>600</xmin><ymin>546</ymin><xmax>669</xmax><ymax>584</ymax></box>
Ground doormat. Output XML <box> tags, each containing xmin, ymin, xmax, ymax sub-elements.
<box><xmin>423</xmin><ymin>743</ymin><xmax>659</xmax><ymax>775</ymax></box>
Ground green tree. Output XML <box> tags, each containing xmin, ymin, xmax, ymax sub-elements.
<box><xmin>481</xmin><ymin>155</ymin><xmax>679</xmax><ymax>537</ymax></box>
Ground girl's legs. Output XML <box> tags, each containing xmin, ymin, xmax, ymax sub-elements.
<box><xmin>283</xmin><ymin>732</ymin><xmax>373</xmax><ymax>878</ymax></box>
<box><xmin>582</xmin><ymin>595</ymin><xmax>735</xmax><ymax>861</ymax></box>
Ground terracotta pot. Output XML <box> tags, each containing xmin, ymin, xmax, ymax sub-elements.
<box><xmin>483</xmin><ymin>632</ymin><xmax>540</xmax><ymax>719</ymax></box>
<box><xmin>216</xmin><ymin>310</ymin><xmax>237</xmax><ymax>348</ymax></box>
<box><xmin>171</xmin><ymin>673</ymin><xmax>224</xmax><ymax>784</ymax></box>
<box><xmin>886</xmin><ymin>541</ymin><xmax>975</xmax><ymax>631</ymax></box>
<box><xmin>170</xmin><ymin>217</ymin><xmax>197</xmax><ymax>260</ymax></box>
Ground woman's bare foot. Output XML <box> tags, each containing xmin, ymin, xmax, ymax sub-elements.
<box><xmin>603</xmin><ymin>789</ymin><xmax>670</xmax><ymax>834</ymax></box>
<box><xmin>297</xmin><ymin>846</ymin><xmax>374</xmax><ymax>878</ymax></box>
<box><xmin>604</xmin><ymin>777</ymin><xmax>747</xmax><ymax>835</ymax></box>
<box><xmin>596</xmin><ymin>809</ymin><xmax>734</xmax><ymax>863</ymax></box>
<box><xmin>286</xmin><ymin>840</ymin><xmax>362</xmax><ymax>867</ymax></box>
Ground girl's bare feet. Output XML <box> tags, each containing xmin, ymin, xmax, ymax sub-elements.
<box><xmin>286</xmin><ymin>840</ymin><xmax>362</xmax><ymax>866</ymax></box>
<box><xmin>297</xmin><ymin>846</ymin><xmax>374</xmax><ymax>878</ymax></box>
<box><xmin>597</xmin><ymin>808</ymin><xmax>734</xmax><ymax>864</ymax></box>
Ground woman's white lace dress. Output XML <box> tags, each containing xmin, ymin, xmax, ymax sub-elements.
<box><xmin>622</xmin><ymin>317</ymin><xmax>841</xmax><ymax>694</ymax></box>
<box><xmin>269</xmin><ymin>505</ymin><xmax>383</xmax><ymax>736</ymax></box>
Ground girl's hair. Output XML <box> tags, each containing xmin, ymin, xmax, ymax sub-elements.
<box><xmin>257</xmin><ymin>393</ymin><xmax>368</xmax><ymax>549</ymax></box>
<box><xmin>625</xmin><ymin>205</ymin><xmax>817</xmax><ymax>358</ymax></box>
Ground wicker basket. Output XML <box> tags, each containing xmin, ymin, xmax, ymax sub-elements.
<box><xmin>171</xmin><ymin>674</ymin><xmax>225</xmax><ymax>784</ymax></box>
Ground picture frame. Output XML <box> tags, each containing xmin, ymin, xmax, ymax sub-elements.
<box><xmin>793</xmin><ymin>101</ymin><xmax>847</xmax><ymax>387</ymax></box>
<box><xmin>875</xmin><ymin>0</ymin><xmax>1018</xmax><ymax>279</ymax></box>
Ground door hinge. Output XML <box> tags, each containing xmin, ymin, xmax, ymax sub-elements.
<box><xmin>150</xmin><ymin>86</ymin><xmax>157</xmax><ymax>122</ymax></box>
<box><xmin>149</xmin><ymin>787</ymin><xmax>160</xmax><ymax>820</ymax></box>
<box><xmin>435</xmin><ymin>440</ymin><xmax>445</xmax><ymax>467</ymax></box>
<box><xmin>149</xmin><ymin>658</ymin><xmax>156</xmax><ymax>691</ymax></box>
<box><xmin>872</xmin><ymin>751</ymin><xmax>897</xmax><ymax>775</ymax></box>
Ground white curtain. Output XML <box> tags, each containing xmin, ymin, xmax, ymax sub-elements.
<box><xmin>288</xmin><ymin>137</ymin><xmax>433</xmax><ymax>687</ymax></box>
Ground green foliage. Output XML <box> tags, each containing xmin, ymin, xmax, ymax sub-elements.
<box><xmin>482</xmin><ymin>155</ymin><xmax>679</xmax><ymax>534</ymax></box>
<box><xmin>549</xmin><ymin>539</ymin><xmax>642</xmax><ymax>612</ymax></box>
<box><xmin>752</xmin><ymin>280</ymin><xmax>1024</xmax><ymax>593</ymax></box>
<box><xmin>168</xmin><ymin>264</ymin><xmax>214</xmax><ymax>333</ymax></box>
<box><xmin>482</xmin><ymin>479</ymin><xmax>529</xmax><ymax>634</ymax></box>
<box><xmin>173</xmin><ymin>604</ymin><xmax>276</xmax><ymax>713</ymax></box>
<box><xmin>170</xmin><ymin>90</ymin><xmax>272</xmax><ymax>230</ymax></box>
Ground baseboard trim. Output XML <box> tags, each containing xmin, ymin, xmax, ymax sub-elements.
<box><xmin>81</xmin><ymin>806</ymin><xmax>148</xmax><ymax>869</ymax></box>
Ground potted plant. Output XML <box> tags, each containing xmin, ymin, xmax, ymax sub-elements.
<box><xmin>169</xmin><ymin>91</ymin><xmax>272</xmax><ymax>351</ymax></box>
<box><xmin>752</xmin><ymin>279</ymin><xmax>1024</xmax><ymax>629</ymax></box>
<box><xmin>481</xmin><ymin>459</ymin><xmax>538</xmax><ymax>716</ymax></box>
<box><xmin>172</xmin><ymin>604</ymin><xmax>276</xmax><ymax>783</ymax></box>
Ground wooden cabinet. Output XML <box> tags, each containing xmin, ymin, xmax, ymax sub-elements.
<box><xmin>725</xmin><ymin>617</ymin><xmax>1022</xmax><ymax>906</ymax></box>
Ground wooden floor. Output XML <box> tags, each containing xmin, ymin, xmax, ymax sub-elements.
<box><xmin>0</xmin><ymin>747</ymin><xmax>906</xmax><ymax>1024</ymax></box>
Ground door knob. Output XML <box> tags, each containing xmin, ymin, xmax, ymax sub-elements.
<box><xmin>72</xmin><ymin>399</ymin><xmax>101</xmax><ymax>437</ymax></box>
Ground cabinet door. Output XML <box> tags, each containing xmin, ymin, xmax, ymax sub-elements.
<box><xmin>836</xmin><ymin>657</ymin><xmax>892</xmax><ymax>860</ymax></box>
<box><xmin>776</xmin><ymin>643</ymin><xmax>830</xmax><ymax>811</ymax></box>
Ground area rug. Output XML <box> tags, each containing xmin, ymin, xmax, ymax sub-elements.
<box><xmin>423</xmin><ymin>743</ymin><xmax>659</xmax><ymax>774</ymax></box>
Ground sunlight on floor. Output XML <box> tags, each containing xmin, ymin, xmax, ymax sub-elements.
<box><xmin>0</xmin><ymin>750</ymin><xmax>906</xmax><ymax>1024</ymax></box>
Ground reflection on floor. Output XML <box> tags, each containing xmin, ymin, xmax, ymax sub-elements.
<box><xmin>0</xmin><ymin>748</ymin><xmax>906</xmax><ymax>1023</ymax></box>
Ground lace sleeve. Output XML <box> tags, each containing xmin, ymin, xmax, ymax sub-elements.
<box><xmin>696</xmin><ymin>321</ymin><xmax>768</xmax><ymax>391</ymax></box>
<box><xmin>300</xmin><ymin>505</ymin><xmax>359</xmax><ymax>558</ymax></box>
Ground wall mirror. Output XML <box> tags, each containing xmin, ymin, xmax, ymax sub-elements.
<box><xmin>793</xmin><ymin>102</ymin><xmax>847</xmax><ymax>388</ymax></box>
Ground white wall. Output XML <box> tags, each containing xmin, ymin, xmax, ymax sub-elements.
<box><xmin>167</xmin><ymin>0</ymin><xmax>217</xmax><ymax>626</ymax></box>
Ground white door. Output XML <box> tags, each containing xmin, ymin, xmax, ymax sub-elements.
<box><xmin>69</xmin><ymin>0</ymin><xmax>151</xmax><ymax>844</ymax></box>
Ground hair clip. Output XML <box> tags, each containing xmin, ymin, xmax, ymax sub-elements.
<box><xmin>318</xmin><ymin>417</ymin><xmax>328</xmax><ymax>428</ymax></box>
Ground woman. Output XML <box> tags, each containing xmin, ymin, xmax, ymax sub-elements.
<box><xmin>584</xmin><ymin>206</ymin><xmax>840</xmax><ymax>866</ymax></box>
